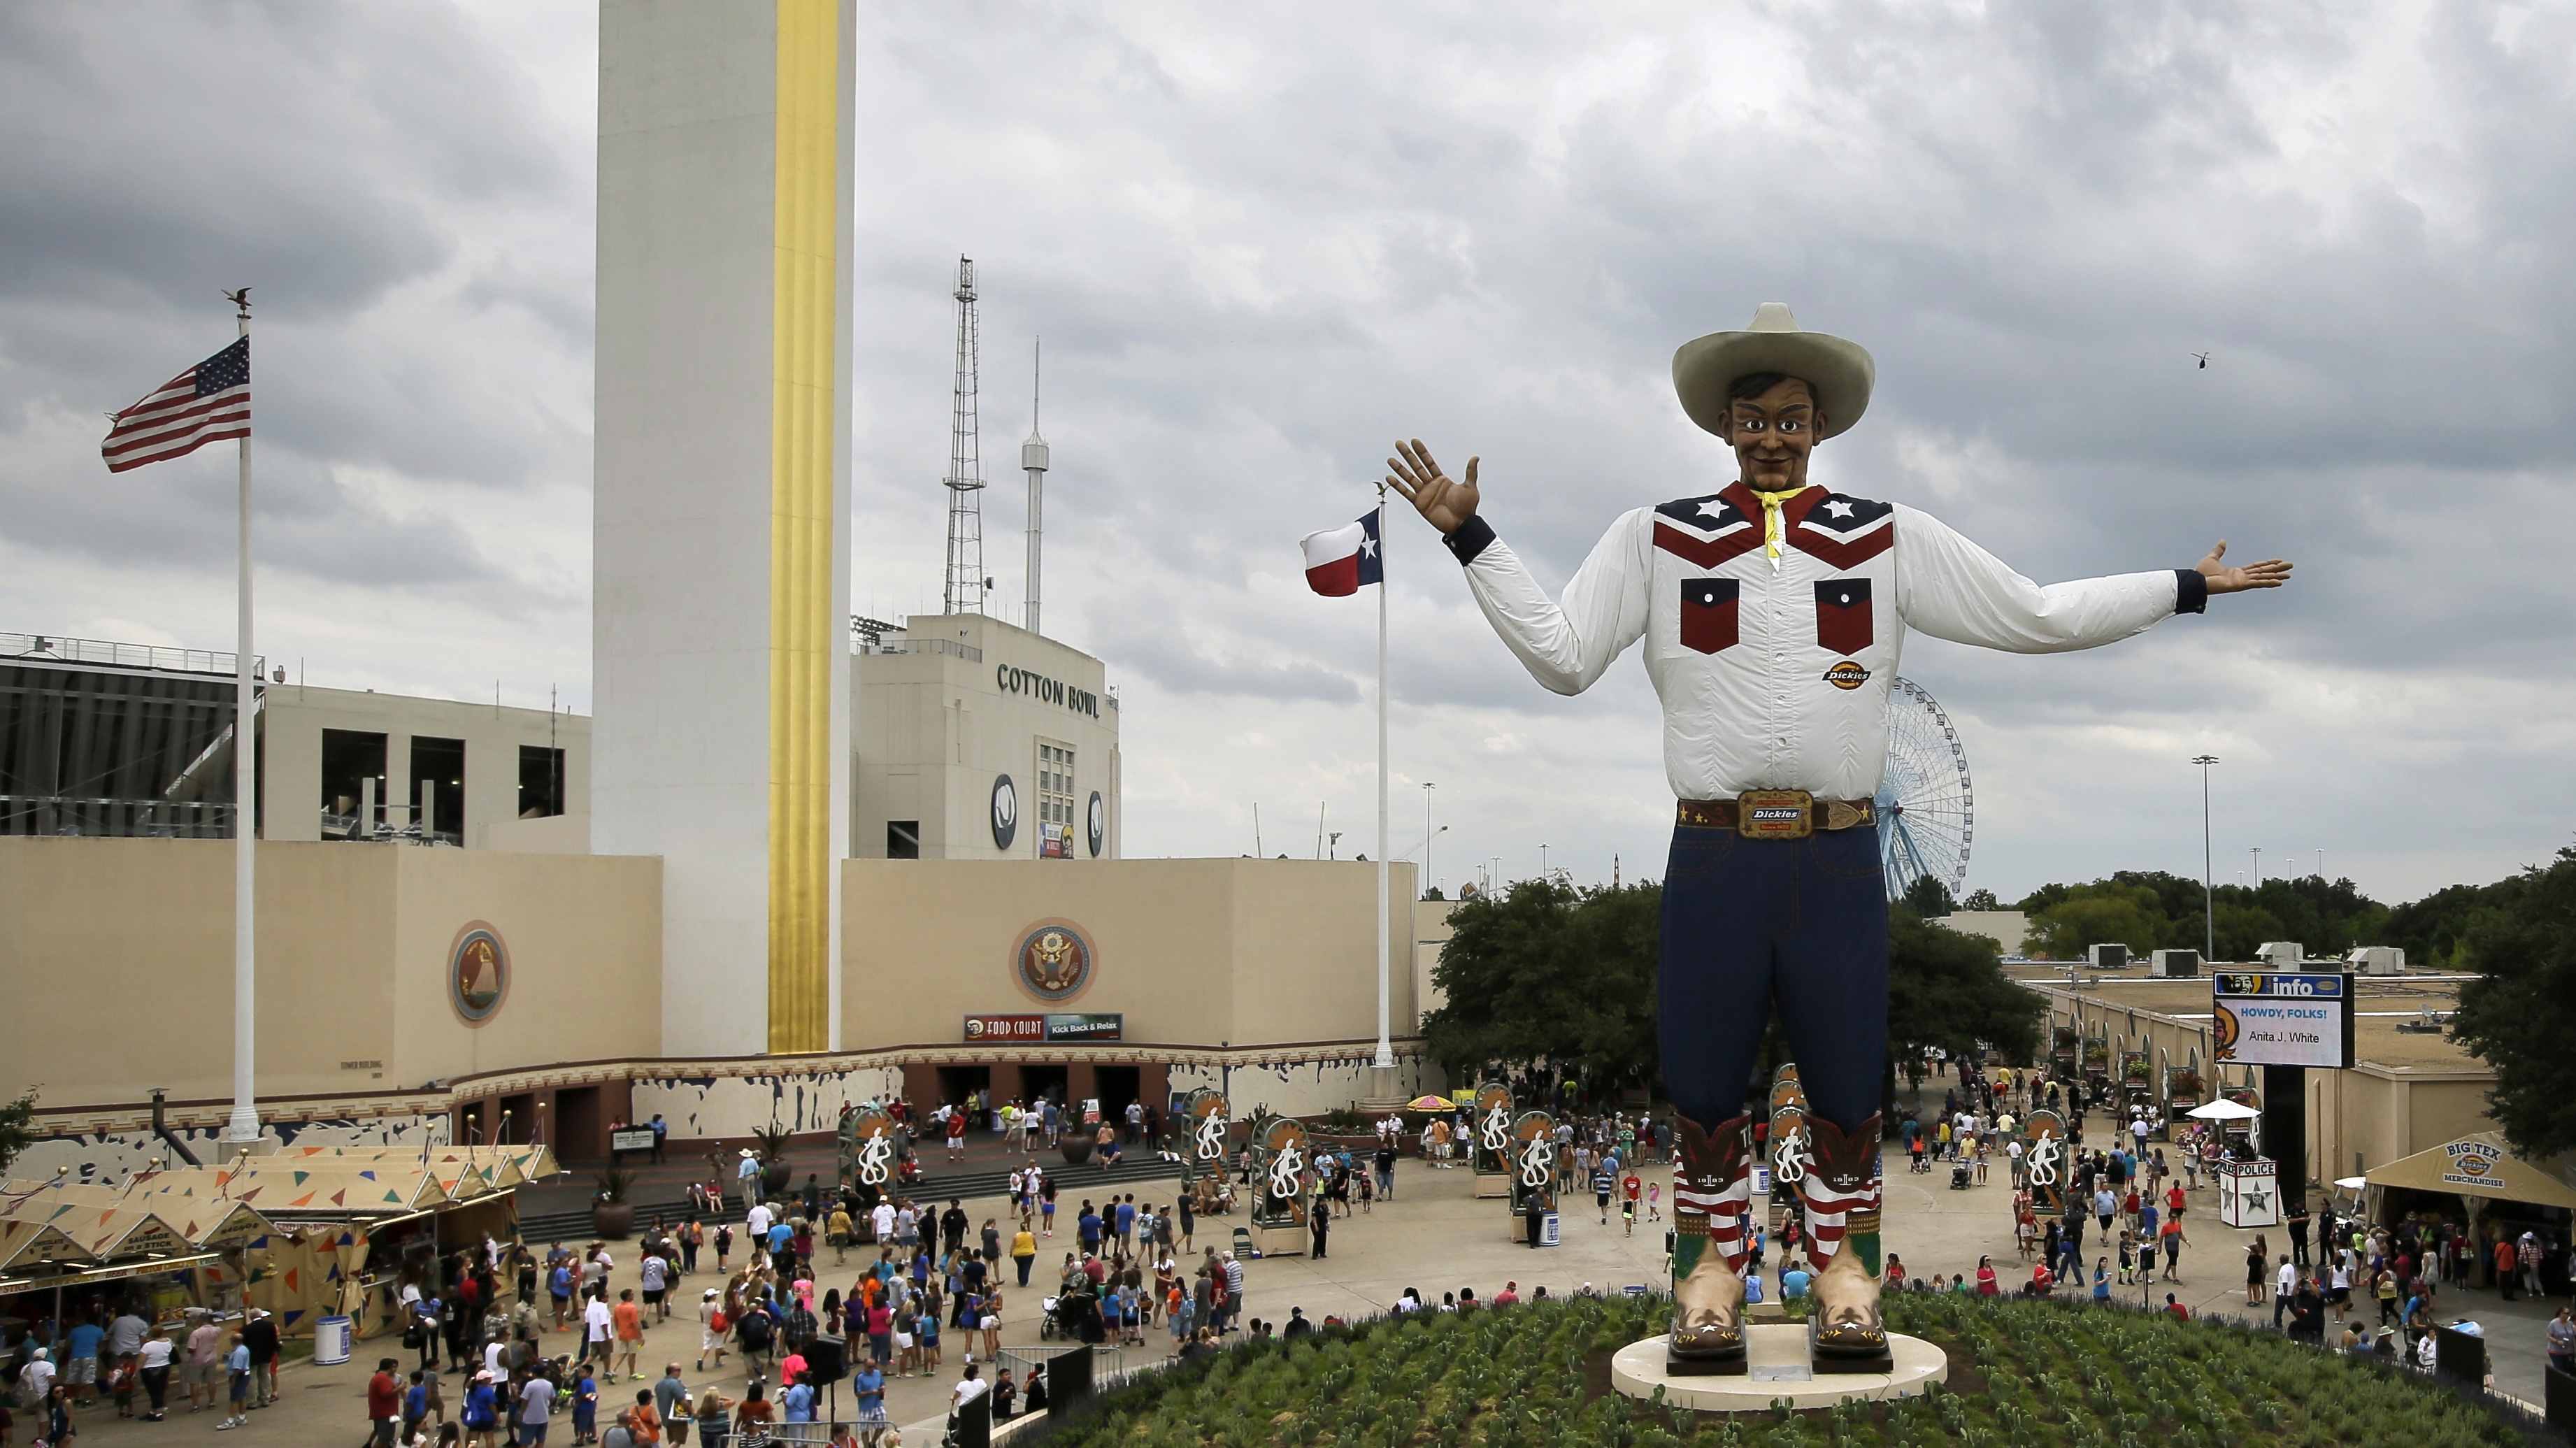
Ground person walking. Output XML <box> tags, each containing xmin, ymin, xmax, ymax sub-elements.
<box><xmin>368</xmin><ymin>1358</ymin><xmax>406</xmax><ymax>1447</ymax></box>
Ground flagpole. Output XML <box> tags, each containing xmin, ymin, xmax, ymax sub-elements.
<box><xmin>1373</xmin><ymin>487</ymin><xmax>1394</xmax><ymax>1072</ymax></box>
<box><xmin>224</xmin><ymin>296</ymin><xmax>259</xmax><ymax>1150</ymax></box>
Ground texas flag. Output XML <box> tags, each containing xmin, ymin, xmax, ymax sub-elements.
<box><xmin>1299</xmin><ymin>510</ymin><xmax>1382</xmax><ymax>596</ymax></box>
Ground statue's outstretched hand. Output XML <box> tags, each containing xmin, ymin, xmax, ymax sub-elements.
<box><xmin>2196</xmin><ymin>540</ymin><xmax>2291</xmax><ymax>594</ymax></box>
<box><xmin>1386</xmin><ymin>439</ymin><xmax>1480</xmax><ymax>535</ymax></box>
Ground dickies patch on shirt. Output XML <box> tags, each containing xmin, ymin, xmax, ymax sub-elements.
<box><xmin>1652</xmin><ymin>492</ymin><xmax>1764</xmax><ymax>568</ymax></box>
<box><xmin>1787</xmin><ymin>492</ymin><xmax>1894</xmax><ymax>567</ymax></box>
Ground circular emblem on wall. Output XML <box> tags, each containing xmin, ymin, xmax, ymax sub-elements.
<box><xmin>1012</xmin><ymin>918</ymin><xmax>1096</xmax><ymax>1003</ymax></box>
<box><xmin>448</xmin><ymin>922</ymin><xmax>509</xmax><ymax>1026</ymax></box>
<box><xmin>990</xmin><ymin>774</ymin><xmax>1018</xmax><ymax>850</ymax></box>
<box><xmin>1086</xmin><ymin>791</ymin><xmax>1105</xmax><ymax>858</ymax></box>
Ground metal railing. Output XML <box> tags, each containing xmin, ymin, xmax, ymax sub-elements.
<box><xmin>0</xmin><ymin>796</ymin><xmax>236</xmax><ymax>838</ymax></box>
<box><xmin>319</xmin><ymin>812</ymin><xmax>461</xmax><ymax>847</ymax></box>
<box><xmin>1</xmin><ymin>631</ymin><xmax>263</xmax><ymax>679</ymax></box>
<box><xmin>853</xmin><ymin>636</ymin><xmax>985</xmax><ymax>664</ymax></box>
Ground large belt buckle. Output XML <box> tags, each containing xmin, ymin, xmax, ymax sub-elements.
<box><xmin>1736</xmin><ymin>789</ymin><xmax>1813</xmax><ymax>840</ymax></box>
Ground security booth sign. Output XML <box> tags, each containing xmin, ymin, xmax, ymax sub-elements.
<box><xmin>2212</xmin><ymin>971</ymin><xmax>2356</xmax><ymax>1069</ymax></box>
<box><xmin>2218</xmin><ymin>1158</ymin><xmax>2281</xmax><ymax>1228</ymax></box>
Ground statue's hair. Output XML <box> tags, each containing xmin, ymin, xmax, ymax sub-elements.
<box><xmin>1725</xmin><ymin>371</ymin><xmax>1811</xmax><ymax>403</ymax></box>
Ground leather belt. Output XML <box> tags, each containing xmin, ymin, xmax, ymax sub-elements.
<box><xmin>1677</xmin><ymin>792</ymin><xmax>1877</xmax><ymax>839</ymax></box>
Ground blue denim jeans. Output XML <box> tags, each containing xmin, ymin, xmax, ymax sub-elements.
<box><xmin>1658</xmin><ymin>822</ymin><xmax>1888</xmax><ymax>1133</ymax></box>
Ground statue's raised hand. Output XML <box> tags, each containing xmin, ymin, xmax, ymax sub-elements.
<box><xmin>1386</xmin><ymin>439</ymin><xmax>1480</xmax><ymax>534</ymax></box>
<box><xmin>2196</xmin><ymin>540</ymin><xmax>2293</xmax><ymax>594</ymax></box>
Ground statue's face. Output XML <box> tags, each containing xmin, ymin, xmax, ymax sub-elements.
<box><xmin>1721</xmin><ymin>376</ymin><xmax>1824</xmax><ymax>492</ymax></box>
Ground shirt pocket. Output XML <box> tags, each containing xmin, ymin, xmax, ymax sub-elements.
<box><xmin>1679</xmin><ymin>578</ymin><xmax>1740</xmax><ymax>654</ymax></box>
<box><xmin>1814</xmin><ymin>578</ymin><xmax>1873</xmax><ymax>654</ymax></box>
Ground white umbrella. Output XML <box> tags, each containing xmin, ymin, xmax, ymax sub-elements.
<box><xmin>2332</xmin><ymin>1177</ymin><xmax>2368</xmax><ymax>1191</ymax></box>
<box><xmin>2186</xmin><ymin>1098</ymin><xmax>2261</xmax><ymax>1121</ymax></box>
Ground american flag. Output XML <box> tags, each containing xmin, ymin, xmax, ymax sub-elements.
<box><xmin>101</xmin><ymin>336</ymin><xmax>250</xmax><ymax>473</ymax></box>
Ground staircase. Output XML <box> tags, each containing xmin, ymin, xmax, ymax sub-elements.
<box><xmin>514</xmin><ymin>1154</ymin><xmax>1192</xmax><ymax>1246</ymax></box>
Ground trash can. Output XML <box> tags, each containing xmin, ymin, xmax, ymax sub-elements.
<box><xmin>1541</xmin><ymin>1212</ymin><xmax>1561</xmax><ymax>1247</ymax></box>
<box><xmin>311</xmin><ymin>1314</ymin><xmax>353</xmax><ymax>1366</ymax></box>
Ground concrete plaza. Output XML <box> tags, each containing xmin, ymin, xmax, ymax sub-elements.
<box><xmin>46</xmin><ymin>1140</ymin><xmax>2563</xmax><ymax>1445</ymax></box>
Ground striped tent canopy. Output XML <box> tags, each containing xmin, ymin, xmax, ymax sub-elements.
<box><xmin>6</xmin><ymin>1177</ymin><xmax>275</xmax><ymax>1252</ymax></box>
<box><xmin>0</xmin><ymin>1217</ymin><xmax>93</xmax><ymax>1273</ymax></box>
<box><xmin>124</xmin><ymin>1162</ymin><xmax>452</xmax><ymax>1219</ymax></box>
<box><xmin>271</xmin><ymin>1145</ymin><xmax>558</xmax><ymax>1192</ymax></box>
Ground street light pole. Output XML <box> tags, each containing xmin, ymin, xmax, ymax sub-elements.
<box><xmin>2250</xmin><ymin>846</ymin><xmax>2262</xmax><ymax>889</ymax></box>
<box><xmin>1423</xmin><ymin>782</ymin><xmax>1436</xmax><ymax>899</ymax></box>
<box><xmin>2191</xmin><ymin>756</ymin><xmax>2217</xmax><ymax>961</ymax></box>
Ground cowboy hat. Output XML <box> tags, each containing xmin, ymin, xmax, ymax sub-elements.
<box><xmin>1671</xmin><ymin>302</ymin><xmax>1875</xmax><ymax>441</ymax></box>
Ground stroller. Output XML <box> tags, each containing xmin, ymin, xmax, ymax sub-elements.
<box><xmin>1949</xmin><ymin>1160</ymin><xmax>1973</xmax><ymax>1191</ymax></box>
<box><xmin>1038</xmin><ymin>1293</ymin><xmax>1085</xmax><ymax>1340</ymax></box>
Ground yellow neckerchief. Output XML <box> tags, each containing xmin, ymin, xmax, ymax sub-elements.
<box><xmin>1750</xmin><ymin>486</ymin><xmax>1808</xmax><ymax>560</ymax></box>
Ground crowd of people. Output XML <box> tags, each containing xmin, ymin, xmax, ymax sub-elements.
<box><xmin>3</xmin><ymin>1299</ymin><xmax>282</xmax><ymax>1434</ymax></box>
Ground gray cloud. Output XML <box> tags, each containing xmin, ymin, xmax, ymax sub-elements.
<box><xmin>7</xmin><ymin>0</ymin><xmax>2572</xmax><ymax>904</ymax></box>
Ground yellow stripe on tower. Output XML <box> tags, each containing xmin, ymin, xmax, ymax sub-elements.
<box><xmin>768</xmin><ymin>0</ymin><xmax>837</xmax><ymax>1055</ymax></box>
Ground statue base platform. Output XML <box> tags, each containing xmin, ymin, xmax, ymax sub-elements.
<box><xmin>1472</xmin><ymin>1173</ymin><xmax>1511</xmax><ymax>1198</ymax></box>
<box><xmin>1612</xmin><ymin>1329</ymin><xmax>1944</xmax><ymax>1412</ymax></box>
<box><xmin>1245</xmin><ymin>1224</ymin><xmax>1306</xmax><ymax>1257</ymax></box>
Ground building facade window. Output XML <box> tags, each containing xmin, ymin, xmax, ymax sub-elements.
<box><xmin>1036</xmin><ymin>740</ymin><xmax>1075</xmax><ymax>857</ymax></box>
<box><xmin>518</xmin><ymin>745</ymin><xmax>566</xmax><ymax>818</ymax></box>
<box><xmin>887</xmin><ymin>819</ymin><xmax>920</xmax><ymax>859</ymax></box>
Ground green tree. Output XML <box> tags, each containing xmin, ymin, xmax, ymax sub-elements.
<box><xmin>0</xmin><ymin>1087</ymin><xmax>36</xmax><ymax>1176</ymax></box>
<box><xmin>2447</xmin><ymin>850</ymin><xmax>2576</xmax><ymax>1159</ymax></box>
<box><xmin>2212</xmin><ymin>901</ymin><xmax>2288</xmax><ymax>961</ymax></box>
<box><xmin>1902</xmin><ymin>874</ymin><xmax>1956</xmax><ymax>918</ymax></box>
<box><xmin>1960</xmin><ymin>888</ymin><xmax>2001</xmax><ymax>911</ymax></box>
<box><xmin>1422</xmin><ymin>878</ymin><xmax>1659</xmax><ymax>1089</ymax></box>
<box><xmin>2028</xmin><ymin>882</ymin><xmax>2170</xmax><ymax>959</ymax></box>
<box><xmin>1889</xmin><ymin>906</ymin><xmax>2042</xmax><ymax>1096</ymax></box>
<box><xmin>2388</xmin><ymin>878</ymin><xmax>2524</xmax><ymax>969</ymax></box>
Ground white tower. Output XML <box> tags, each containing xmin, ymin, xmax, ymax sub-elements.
<box><xmin>593</xmin><ymin>0</ymin><xmax>855</xmax><ymax>1056</ymax></box>
<box><xmin>1022</xmin><ymin>338</ymin><xmax>1048</xmax><ymax>636</ymax></box>
<box><xmin>941</xmin><ymin>257</ymin><xmax>985</xmax><ymax>615</ymax></box>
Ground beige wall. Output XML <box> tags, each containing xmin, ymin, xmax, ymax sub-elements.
<box><xmin>261</xmin><ymin>684</ymin><xmax>589</xmax><ymax>844</ymax></box>
<box><xmin>840</xmin><ymin>856</ymin><xmax>1417</xmax><ymax>1050</ymax></box>
<box><xmin>1416</xmin><ymin>898</ymin><xmax>1459</xmax><ymax>1019</ymax></box>
<box><xmin>0</xmin><ymin>838</ymin><xmax>657</xmax><ymax>1111</ymax></box>
<box><xmin>384</xmin><ymin>846</ymin><xmax>662</xmax><ymax>1087</ymax></box>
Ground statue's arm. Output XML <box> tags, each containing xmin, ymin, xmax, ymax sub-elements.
<box><xmin>1447</xmin><ymin>507</ymin><xmax>1655</xmax><ymax>696</ymax></box>
<box><xmin>1890</xmin><ymin>504</ymin><xmax>2210</xmax><ymax>654</ymax></box>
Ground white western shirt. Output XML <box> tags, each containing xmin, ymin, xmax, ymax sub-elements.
<box><xmin>1444</xmin><ymin>481</ymin><xmax>2205</xmax><ymax>801</ymax></box>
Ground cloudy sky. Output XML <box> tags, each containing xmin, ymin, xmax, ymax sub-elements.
<box><xmin>5</xmin><ymin>1</ymin><xmax>2571</xmax><ymax>908</ymax></box>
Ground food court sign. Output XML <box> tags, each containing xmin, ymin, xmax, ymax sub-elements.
<box><xmin>964</xmin><ymin>1013</ymin><xmax>1124</xmax><ymax>1043</ymax></box>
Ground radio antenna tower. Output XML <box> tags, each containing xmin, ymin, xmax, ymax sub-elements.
<box><xmin>941</xmin><ymin>256</ymin><xmax>985</xmax><ymax>615</ymax></box>
<box><xmin>1022</xmin><ymin>337</ymin><xmax>1048</xmax><ymax>636</ymax></box>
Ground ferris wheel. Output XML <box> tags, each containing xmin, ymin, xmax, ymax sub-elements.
<box><xmin>1876</xmin><ymin>677</ymin><xmax>1973</xmax><ymax>903</ymax></box>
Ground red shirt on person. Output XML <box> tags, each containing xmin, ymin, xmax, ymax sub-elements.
<box><xmin>368</xmin><ymin>1369</ymin><xmax>401</xmax><ymax>1419</ymax></box>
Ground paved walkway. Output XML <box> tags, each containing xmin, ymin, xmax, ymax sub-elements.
<box><xmin>50</xmin><ymin>1143</ymin><xmax>2565</xmax><ymax>1444</ymax></box>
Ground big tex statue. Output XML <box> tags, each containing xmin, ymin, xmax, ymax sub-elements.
<box><xmin>1389</xmin><ymin>305</ymin><xmax>2290</xmax><ymax>1363</ymax></box>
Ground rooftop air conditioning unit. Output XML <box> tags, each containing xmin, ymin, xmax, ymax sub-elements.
<box><xmin>2254</xmin><ymin>941</ymin><xmax>2305</xmax><ymax>969</ymax></box>
<box><xmin>2347</xmin><ymin>946</ymin><xmax>2405</xmax><ymax>976</ymax></box>
<box><xmin>2151</xmin><ymin>949</ymin><xmax>2201</xmax><ymax>977</ymax></box>
<box><xmin>2086</xmin><ymin>942</ymin><xmax>2130</xmax><ymax>971</ymax></box>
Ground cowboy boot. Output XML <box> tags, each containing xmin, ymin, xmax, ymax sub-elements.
<box><xmin>1801</xmin><ymin>1112</ymin><xmax>1887</xmax><ymax>1356</ymax></box>
<box><xmin>1671</xmin><ymin>1113</ymin><xmax>1756</xmax><ymax>1360</ymax></box>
